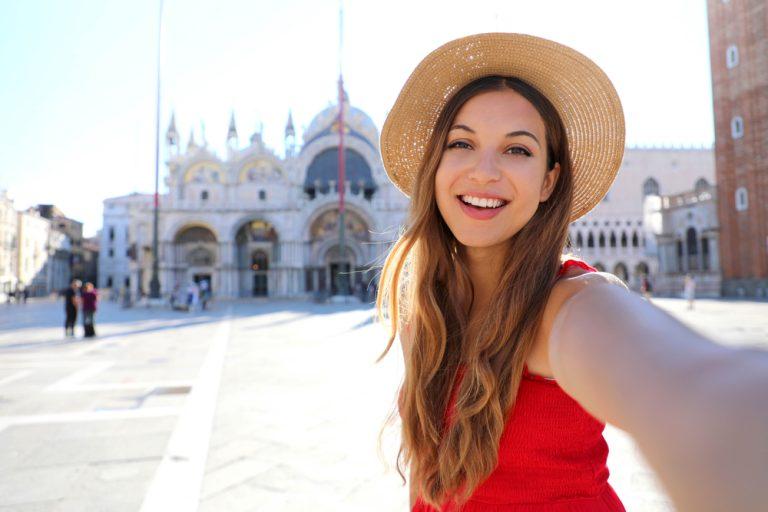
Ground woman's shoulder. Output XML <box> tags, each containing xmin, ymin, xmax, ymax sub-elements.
<box><xmin>527</xmin><ymin>259</ymin><xmax>628</xmax><ymax>376</ymax></box>
<box><xmin>555</xmin><ymin>260</ymin><xmax>627</xmax><ymax>296</ymax></box>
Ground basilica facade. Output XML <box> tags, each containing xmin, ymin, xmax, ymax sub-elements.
<box><xmin>99</xmin><ymin>98</ymin><xmax>409</xmax><ymax>299</ymax></box>
<box><xmin>100</xmin><ymin>98</ymin><xmax>717</xmax><ymax>299</ymax></box>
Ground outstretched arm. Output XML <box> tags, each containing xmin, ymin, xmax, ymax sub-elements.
<box><xmin>548</xmin><ymin>279</ymin><xmax>768</xmax><ymax>512</ymax></box>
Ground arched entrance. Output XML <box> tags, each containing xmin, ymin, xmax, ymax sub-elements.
<box><xmin>251</xmin><ymin>249</ymin><xmax>269</xmax><ymax>296</ymax></box>
<box><xmin>613</xmin><ymin>262</ymin><xmax>629</xmax><ymax>283</ymax></box>
<box><xmin>324</xmin><ymin>245</ymin><xmax>355</xmax><ymax>296</ymax></box>
<box><xmin>307</xmin><ymin>208</ymin><xmax>371</xmax><ymax>297</ymax></box>
<box><xmin>172</xmin><ymin>225</ymin><xmax>218</xmax><ymax>294</ymax></box>
<box><xmin>235</xmin><ymin>220</ymin><xmax>278</xmax><ymax>297</ymax></box>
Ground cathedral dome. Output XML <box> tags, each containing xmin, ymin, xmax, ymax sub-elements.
<box><xmin>303</xmin><ymin>99</ymin><xmax>379</xmax><ymax>150</ymax></box>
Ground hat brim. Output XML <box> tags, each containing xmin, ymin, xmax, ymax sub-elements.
<box><xmin>380</xmin><ymin>33</ymin><xmax>625</xmax><ymax>222</ymax></box>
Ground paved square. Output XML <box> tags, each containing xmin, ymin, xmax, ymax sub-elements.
<box><xmin>0</xmin><ymin>295</ymin><xmax>765</xmax><ymax>511</ymax></box>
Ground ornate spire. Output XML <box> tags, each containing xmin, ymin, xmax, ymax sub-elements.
<box><xmin>227</xmin><ymin>111</ymin><xmax>238</xmax><ymax>145</ymax></box>
<box><xmin>285</xmin><ymin>110</ymin><xmax>295</xmax><ymax>138</ymax></box>
<box><xmin>187</xmin><ymin>128</ymin><xmax>197</xmax><ymax>150</ymax></box>
<box><xmin>166</xmin><ymin>112</ymin><xmax>179</xmax><ymax>147</ymax></box>
<box><xmin>285</xmin><ymin>110</ymin><xmax>296</xmax><ymax>157</ymax></box>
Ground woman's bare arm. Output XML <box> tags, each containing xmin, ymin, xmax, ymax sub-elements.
<box><xmin>548</xmin><ymin>278</ymin><xmax>768</xmax><ymax>512</ymax></box>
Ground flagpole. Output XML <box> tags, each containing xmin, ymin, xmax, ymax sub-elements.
<box><xmin>149</xmin><ymin>0</ymin><xmax>164</xmax><ymax>299</ymax></box>
<box><xmin>336</xmin><ymin>0</ymin><xmax>348</xmax><ymax>297</ymax></box>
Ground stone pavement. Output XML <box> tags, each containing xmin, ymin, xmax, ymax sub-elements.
<box><xmin>0</xmin><ymin>295</ymin><xmax>765</xmax><ymax>511</ymax></box>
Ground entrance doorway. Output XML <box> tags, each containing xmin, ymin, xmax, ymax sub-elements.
<box><xmin>193</xmin><ymin>273</ymin><xmax>212</xmax><ymax>292</ymax></box>
<box><xmin>252</xmin><ymin>250</ymin><xmax>268</xmax><ymax>297</ymax></box>
<box><xmin>329</xmin><ymin>262</ymin><xmax>351</xmax><ymax>295</ymax></box>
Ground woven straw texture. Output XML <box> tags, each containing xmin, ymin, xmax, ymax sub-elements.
<box><xmin>380</xmin><ymin>33</ymin><xmax>625</xmax><ymax>222</ymax></box>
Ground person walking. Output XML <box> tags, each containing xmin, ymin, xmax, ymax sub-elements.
<box><xmin>81</xmin><ymin>282</ymin><xmax>98</xmax><ymax>338</ymax></box>
<box><xmin>63</xmin><ymin>279</ymin><xmax>81</xmax><ymax>337</ymax></box>
<box><xmin>187</xmin><ymin>280</ymin><xmax>199</xmax><ymax>312</ymax></box>
<box><xmin>199</xmin><ymin>278</ymin><xmax>210</xmax><ymax>310</ymax></box>
<box><xmin>683</xmin><ymin>273</ymin><xmax>696</xmax><ymax>310</ymax></box>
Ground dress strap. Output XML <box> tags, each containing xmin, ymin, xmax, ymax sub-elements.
<box><xmin>557</xmin><ymin>258</ymin><xmax>598</xmax><ymax>277</ymax></box>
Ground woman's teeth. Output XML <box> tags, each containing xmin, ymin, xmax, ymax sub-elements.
<box><xmin>459</xmin><ymin>195</ymin><xmax>507</xmax><ymax>209</ymax></box>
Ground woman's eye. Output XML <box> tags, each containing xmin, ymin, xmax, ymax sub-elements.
<box><xmin>506</xmin><ymin>146</ymin><xmax>532</xmax><ymax>156</ymax></box>
<box><xmin>446</xmin><ymin>140</ymin><xmax>472</xmax><ymax>150</ymax></box>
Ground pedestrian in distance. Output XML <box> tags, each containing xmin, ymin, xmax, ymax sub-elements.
<box><xmin>81</xmin><ymin>282</ymin><xmax>98</xmax><ymax>338</ymax></box>
<box><xmin>63</xmin><ymin>279</ymin><xmax>81</xmax><ymax>337</ymax></box>
<box><xmin>187</xmin><ymin>280</ymin><xmax>199</xmax><ymax>312</ymax></box>
<box><xmin>199</xmin><ymin>278</ymin><xmax>210</xmax><ymax>310</ymax></box>
<box><xmin>683</xmin><ymin>273</ymin><xmax>696</xmax><ymax>310</ymax></box>
<box><xmin>375</xmin><ymin>33</ymin><xmax>768</xmax><ymax>512</ymax></box>
<box><xmin>640</xmin><ymin>273</ymin><xmax>653</xmax><ymax>301</ymax></box>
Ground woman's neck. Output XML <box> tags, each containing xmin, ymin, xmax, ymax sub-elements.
<box><xmin>464</xmin><ymin>244</ymin><xmax>505</xmax><ymax>314</ymax></box>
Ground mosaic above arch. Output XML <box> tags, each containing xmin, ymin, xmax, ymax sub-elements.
<box><xmin>184</xmin><ymin>161</ymin><xmax>225</xmax><ymax>184</ymax></box>
<box><xmin>238</xmin><ymin>159</ymin><xmax>284</xmax><ymax>183</ymax></box>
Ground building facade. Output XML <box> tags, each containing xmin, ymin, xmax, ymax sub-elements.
<box><xmin>0</xmin><ymin>191</ymin><xmax>19</xmax><ymax>300</ymax></box>
<box><xmin>100</xmin><ymin>99</ymin><xmax>409</xmax><ymax>299</ymax></box>
<box><xmin>0</xmin><ymin>192</ymin><xmax>80</xmax><ymax>300</ymax></box>
<box><xmin>645</xmin><ymin>182</ymin><xmax>721</xmax><ymax>297</ymax></box>
<box><xmin>707</xmin><ymin>0</ymin><xmax>768</xmax><ymax>297</ymax></box>
<box><xmin>101</xmin><ymin>102</ymin><xmax>716</xmax><ymax>299</ymax></box>
<box><xmin>567</xmin><ymin>147</ymin><xmax>716</xmax><ymax>292</ymax></box>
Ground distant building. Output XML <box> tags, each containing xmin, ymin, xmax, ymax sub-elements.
<box><xmin>35</xmin><ymin>204</ymin><xmax>86</xmax><ymax>281</ymax></box>
<box><xmin>17</xmin><ymin>207</ymin><xmax>70</xmax><ymax>296</ymax></box>
<box><xmin>0</xmin><ymin>191</ymin><xmax>18</xmax><ymax>300</ymax></box>
<box><xmin>100</xmin><ymin>98</ymin><xmax>408</xmax><ymax>299</ymax></box>
<box><xmin>0</xmin><ymin>193</ymin><xmax>82</xmax><ymax>299</ymax></box>
<box><xmin>568</xmin><ymin>147</ymin><xmax>716</xmax><ymax>292</ymax></box>
<box><xmin>645</xmin><ymin>181</ymin><xmax>720</xmax><ymax>297</ymax></box>
<box><xmin>81</xmin><ymin>236</ymin><xmax>99</xmax><ymax>286</ymax></box>
<box><xmin>707</xmin><ymin>0</ymin><xmax>768</xmax><ymax>297</ymax></box>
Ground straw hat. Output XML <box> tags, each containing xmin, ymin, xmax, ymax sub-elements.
<box><xmin>380</xmin><ymin>33</ymin><xmax>625</xmax><ymax>222</ymax></box>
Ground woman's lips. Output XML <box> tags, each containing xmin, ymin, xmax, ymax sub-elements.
<box><xmin>456</xmin><ymin>196</ymin><xmax>507</xmax><ymax>220</ymax></box>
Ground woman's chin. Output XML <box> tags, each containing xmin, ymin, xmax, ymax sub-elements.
<box><xmin>454</xmin><ymin>234</ymin><xmax>510</xmax><ymax>250</ymax></box>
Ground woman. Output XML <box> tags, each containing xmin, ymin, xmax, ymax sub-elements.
<box><xmin>376</xmin><ymin>33</ymin><xmax>626</xmax><ymax>511</ymax></box>
<box><xmin>375</xmin><ymin>33</ymin><xmax>768</xmax><ymax>512</ymax></box>
<box><xmin>81</xmin><ymin>282</ymin><xmax>98</xmax><ymax>338</ymax></box>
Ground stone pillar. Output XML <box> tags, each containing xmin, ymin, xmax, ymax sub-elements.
<box><xmin>313</xmin><ymin>268</ymin><xmax>319</xmax><ymax>291</ymax></box>
<box><xmin>710</xmin><ymin>233</ymin><xmax>720</xmax><ymax>272</ymax></box>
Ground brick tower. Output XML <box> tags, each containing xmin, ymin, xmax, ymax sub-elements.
<box><xmin>707</xmin><ymin>0</ymin><xmax>768</xmax><ymax>297</ymax></box>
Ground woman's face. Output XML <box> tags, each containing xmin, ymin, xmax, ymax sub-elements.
<box><xmin>435</xmin><ymin>89</ymin><xmax>560</xmax><ymax>250</ymax></box>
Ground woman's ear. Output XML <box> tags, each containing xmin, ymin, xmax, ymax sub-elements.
<box><xmin>539</xmin><ymin>162</ymin><xmax>561</xmax><ymax>202</ymax></box>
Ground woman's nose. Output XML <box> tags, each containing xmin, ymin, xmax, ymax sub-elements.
<box><xmin>468</xmin><ymin>151</ymin><xmax>501</xmax><ymax>183</ymax></box>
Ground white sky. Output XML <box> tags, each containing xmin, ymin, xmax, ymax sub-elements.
<box><xmin>0</xmin><ymin>0</ymin><xmax>714</xmax><ymax>237</ymax></box>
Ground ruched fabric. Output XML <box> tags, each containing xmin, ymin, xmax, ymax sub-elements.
<box><xmin>412</xmin><ymin>259</ymin><xmax>625</xmax><ymax>511</ymax></box>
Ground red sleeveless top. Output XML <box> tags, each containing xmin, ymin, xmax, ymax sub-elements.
<box><xmin>412</xmin><ymin>259</ymin><xmax>626</xmax><ymax>511</ymax></box>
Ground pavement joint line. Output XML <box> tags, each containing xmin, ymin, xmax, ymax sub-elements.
<box><xmin>0</xmin><ymin>370</ymin><xmax>31</xmax><ymax>388</ymax></box>
<box><xmin>46</xmin><ymin>380</ymin><xmax>196</xmax><ymax>393</ymax></box>
<box><xmin>0</xmin><ymin>360</ymin><xmax>91</xmax><ymax>368</ymax></box>
<box><xmin>139</xmin><ymin>307</ymin><xmax>233</xmax><ymax>512</ymax></box>
<box><xmin>0</xmin><ymin>406</ymin><xmax>182</xmax><ymax>430</ymax></box>
<box><xmin>46</xmin><ymin>361</ymin><xmax>114</xmax><ymax>391</ymax></box>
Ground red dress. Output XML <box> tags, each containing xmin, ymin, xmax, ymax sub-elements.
<box><xmin>412</xmin><ymin>259</ymin><xmax>626</xmax><ymax>511</ymax></box>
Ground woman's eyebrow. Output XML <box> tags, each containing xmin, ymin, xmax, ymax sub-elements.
<box><xmin>449</xmin><ymin>124</ymin><xmax>541</xmax><ymax>148</ymax></box>
<box><xmin>449</xmin><ymin>124</ymin><xmax>475</xmax><ymax>133</ymax></box>
<box><xmin>506</xmin><ymin>130</ymin><xmax>541</xmax><ymax>148</ymax></box>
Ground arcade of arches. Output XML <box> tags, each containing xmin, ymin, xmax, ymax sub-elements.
<box><xmin>164</xmin><ymin>208</ymin><xmax>378</xmax><ymax>299</ymax></box>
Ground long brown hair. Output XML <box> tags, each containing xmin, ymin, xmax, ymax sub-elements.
<box><xmin>376</xmin><ymin>76</ymin><xmax>575</xmax><ymax>508</ymax></box>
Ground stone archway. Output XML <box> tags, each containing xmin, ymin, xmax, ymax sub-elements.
<box><xmin>235</xmin><ymin>220</ymin><xmax>278</xmax><ymax>297</ymax></box>
<box><xmin>613</xmin><ymin>262</ymin><xmax>629</xmax><ymax>283</ymax></box>
<box><xmin>306</xmin><ymin>208</ymin><xmax>371</xmax><ymax>297</ymax></box>
<box><xmin>171</xmin><ymin>225</ymin><xmax>218</xmax><ymax>294</ymax></box>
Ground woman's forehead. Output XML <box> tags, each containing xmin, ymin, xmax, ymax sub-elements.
<box><xmin>452</xmin><ymin>89</ymin><xmax>546</xmax><ymax>136</ymax></box>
